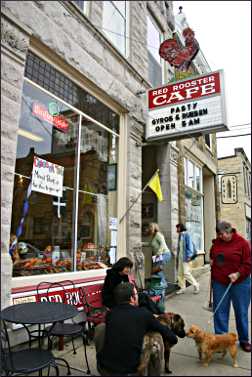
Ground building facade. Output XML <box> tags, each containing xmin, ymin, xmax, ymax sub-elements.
<box><xmin>174</xmin><ymin>8</ymin><xmax>218</xmax><ymax>265</ymax></box>
<box><xmin>217</xmin><ymin>148</ymin><xmax>251</xmax><ymax>240</ymax></box>
<box><xmin>1</xmin><ymin>1</ymin><xmax>219</xmax><ymax>347</ymax></box>
<box><xmin>1</xmin><ymin>0</ymin><xmax>177</xmax><ymax>318</ymax></box>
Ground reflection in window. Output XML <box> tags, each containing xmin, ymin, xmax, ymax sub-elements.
<box><xmin>185</xmin><ymin>190</ymin><xmax>203</xmax><ymax>250</ymax></box>
<box><xmin>103</xmin><ymin>1</ymin><xmax>127</xmax><ymax>56</ymax></box>
<box><xmin>10</xmin><ymin>79</ymin><xmax>119</xmax><ymax>277</ymax></box>
<box><xmin>147</xmin><ymin>14</ymin><xmax>163</xmax><ymax>87</ymax></box>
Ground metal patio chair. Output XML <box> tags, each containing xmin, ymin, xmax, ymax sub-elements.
<box><xmin>0</xmin><ymin>319</ymin><xmax>59</xmax><ymax>376</ymax></box>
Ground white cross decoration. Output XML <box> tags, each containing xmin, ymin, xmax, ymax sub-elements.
<box><xmin>53</xmin><ymin>189</ymin><xmax>66</xmax><ymax>219</ymax></box>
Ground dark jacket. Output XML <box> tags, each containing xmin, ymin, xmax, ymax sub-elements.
<box><xmin>210</xmin><ymin>230</ymin><xmax>251</xmax><ymax>285</ymax></box>
<box><xmin>102</xmin><ymin>268</ymin><xmax>129</xmax><ymax>308</ymax></box>
<box><xmin>102</xmin><ymin>268</ymin><xmax>163</xmax><ymax>314</ymax></box>
<box><xmin>97</xmin><ymin>303</ymin><xmax>177</xmax><ymax>375</ymax></box>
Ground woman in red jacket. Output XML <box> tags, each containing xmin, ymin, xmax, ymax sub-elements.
<box><xmin>210</xmin><ymin>221</ymin><xmax>251</xmax><ymax>352</ymax></box>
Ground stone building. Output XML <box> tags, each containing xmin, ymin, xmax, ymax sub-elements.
<box><xmin>1</xmin><ymin>0</ymin><xmax>177</xmax><ymax>320</ymax></box>
<box><xmin>173</xmin><ymin>7</ymin><xmax>219</xmax><ymax>266</ymax></box>
<box><xmin>217</xmin><ymin>148</ymin><xmax>251</xmax><ymax>240</ymax></box>
<box><xmin>1</xmin><ymin>2</ymin><xmax>219</xmax><ymax>344</ymax></box>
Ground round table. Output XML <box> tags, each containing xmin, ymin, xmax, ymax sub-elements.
<box><xmin>1</xmin><ymin>302</ymin><xmax>79</xmax><ymax>325</ymax></box>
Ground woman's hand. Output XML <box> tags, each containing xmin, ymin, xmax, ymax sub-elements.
<box><xmin>228</xmin><ymin>272</ymin><xmax>240</xmax><ymax>283</ymax></box>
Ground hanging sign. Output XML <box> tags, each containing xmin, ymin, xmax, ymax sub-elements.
<box><xmin>31</xmin><ymin>156</ymin><xmax>64</xmax><ymax>197</ymax></box>
<box><xmin>146</xmin><ymin>70</ymin><xmax>228</xmax><ymax>141</ymax></box>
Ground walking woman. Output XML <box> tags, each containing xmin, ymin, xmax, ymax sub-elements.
<box><xmin>210</xmin><ymin>221</ymin><xmax>251</xmax><ymax>352</ymax></box>
<box><xmin>148</xmin><ymin>223</ymin><xmax>172</xmax><ymax>302</ymax></box>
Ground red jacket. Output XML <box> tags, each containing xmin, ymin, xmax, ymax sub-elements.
<box><xmin>210</xmin><ymin>230</ymin><xmax>251</xmax><ymax>285</ymax></box>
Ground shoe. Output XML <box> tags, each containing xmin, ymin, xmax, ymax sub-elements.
<box><xmin>193</xmin><ymin>284</ymin><xmax>200</xmax><ymax>294</ymax></box>
<box><xmin>176</xmin><ymin>289</ymin><xmax>185</xmax><ymax>295</ymax></box>
<box><xmin>240</xmin><ymin>342</ymin><xmax>251</xmax><ymax>352</ymax></box>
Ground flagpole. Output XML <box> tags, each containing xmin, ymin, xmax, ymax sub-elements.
<box><xmin>119</xmin><ymin>169</ymin><xmax>160</xmax><ymax>224</ymax></box>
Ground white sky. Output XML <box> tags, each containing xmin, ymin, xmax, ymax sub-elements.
<box><xmin>173</xmin><ymin>1</ymin><xmax>251</xmax><ymax>162</ymax></box>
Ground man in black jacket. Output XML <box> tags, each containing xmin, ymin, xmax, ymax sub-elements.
<box><xmin>95</xmin><ymin>282</ymin><xmax>177</xmax><ymax>375</ymax></box>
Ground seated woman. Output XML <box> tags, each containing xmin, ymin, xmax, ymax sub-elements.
<box><xmin>102</xmin><ymin>257</ymin><xmax>163</xmax><ymax>314</ymax></box>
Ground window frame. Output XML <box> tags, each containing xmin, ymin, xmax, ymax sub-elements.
<box><xmin>11</xmin><ymin>69</ymin><xmax>120</xmax><ymax>276</ymax></box>
<box><xmin>102</xmin><ymin>1</ymin><xmax>129</xmax><ymax>57</ymax></box>
<box><xmin>147</xmin><ymin>11</ymin><xmax>164</xmax><ymax>87</ymax></box>
<box><xmin>184</xmin><ymin>158</ymin><xmax>204</xmax><ymax>251</ymax></box>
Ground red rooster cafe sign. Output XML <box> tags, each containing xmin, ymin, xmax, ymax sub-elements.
<box><xmin>146</xmin><ymin>70</ymin><xmax>228</xmax><ymax>141</ymax></box>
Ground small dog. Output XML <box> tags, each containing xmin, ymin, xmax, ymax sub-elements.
<box><xmin>187</xmin><ymin>324</ymin><xmax>238</xmax><ymax>367</ymax></box>
<box><xmin>138</xmin><ymin>312</ymin><xmax>186</xmax><ymax>375</ymax></box>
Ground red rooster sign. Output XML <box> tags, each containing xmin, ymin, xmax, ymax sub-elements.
<box><xmin>159</xmin><ymin>27</ymin><xmax>199</xmax><ymax>72</ymax></box>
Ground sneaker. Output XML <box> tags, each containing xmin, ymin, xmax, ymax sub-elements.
<box><xmin>193</xmin><ymin>284</ymin><xmax>200</xmax><ymax>294</ymax></box>
<box><xmin>176</xmin><ymin>289</ymin><xmax>185</xmax><ymax>295</ymax></box>
<box><xmin>240</xmin><ymin>342</ymin><xmax>251</xmax><ymax>352</ymax></box>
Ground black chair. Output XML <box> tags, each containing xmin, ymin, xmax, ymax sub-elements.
<box><xmin>39</xmin><ymin>280</ymin><xmax>91</xmax><ymax>375</ymax></box>
<box><xmin>1</xmin><ymin>319</ymin><xmax>59</xmax><ymax>376</ymax></box>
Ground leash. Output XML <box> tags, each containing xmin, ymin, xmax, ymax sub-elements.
<box><xmin>207</xmin><ymin>281</ymin><xmax>232</xmax><ymax>329</ymax></box>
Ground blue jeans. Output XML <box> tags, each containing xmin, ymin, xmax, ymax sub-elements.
<box><xmin>212</xmin><ymin>277</ymin><xmax>251</xmax><ymax>343</ymax></box>
<box><xmin>153</xmin><ymin>251</ymin><xmax>172</xmax><ymax>302</ymax></box>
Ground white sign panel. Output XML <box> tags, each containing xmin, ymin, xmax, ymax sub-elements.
<box><xmin>146</xmin><ymin>70</ymin><xmax>228</xmax><ymax>141</ymax></box>
<box><xmin>31</xmin><ymin>156</ymin><xmax>64</xmax><ymax>197</ymax></box>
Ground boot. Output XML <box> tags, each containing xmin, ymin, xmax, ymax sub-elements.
<box><xmin>152</xmin><ymin>266</ymin><xmax>162</xmax><ymax>274</ymax></box>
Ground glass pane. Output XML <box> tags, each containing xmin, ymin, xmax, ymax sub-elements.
<box><xmin>147</xmin><ymin>15</ymin><xmax>161</xmax><ymax>63</ymax></box>
<box><xmin>25</xmin><ymin>51</ymin><xmax>120</xmax><ymax>134</ymax></box>
<box><xmin>77</xmin><ymin>117</ymin><xmax>118</xmax><ymax>268</ymax></box>
<box><xmin>195</xmin><ymin>166</ymin><xmax>201</xmax><ymax>192</ymax></box>
<box><xmin>11</xmin><ymin>81</ymin><xmax>79</xmax><ymax>276</ymax></box>
<box><xmin>185</xmin><ymin>189</ymin><xmax>203</xmax><ymax>250</ymax></box>
<box><xmin>187</xmin><ymin>160</ymin><xmax>195</xmax><ymax>189</ymax></box>
<box><xmin>112</xmin><ymin>0</ymin><xmax>126</xmax><ymax>16</ymax></box>
<box><xmin>103</xmin><ymin>1</ymin><xmax>126</xmax><ymax>55</ymax></box>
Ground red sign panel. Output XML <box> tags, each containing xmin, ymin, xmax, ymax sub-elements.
<box><xmin>148</xmin><ymin>72</ymin><xmax>221</xmax><ymax>110</ymax></box>
<box><xmin>32</xmin><ymin>103</ymin><xmax>69</xmax><ymax>133</ymax></box>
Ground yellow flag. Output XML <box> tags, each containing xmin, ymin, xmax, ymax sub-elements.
<box><xmin>148</xmin><ymin>172</ymin><xmax>163</xmax><ymax>201</ymax></box>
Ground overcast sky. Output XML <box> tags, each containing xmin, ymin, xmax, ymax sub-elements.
<box><xmin>173</xmin><ymin>1</ymin><xmax>251</xmax><ymax>161</ymax></box>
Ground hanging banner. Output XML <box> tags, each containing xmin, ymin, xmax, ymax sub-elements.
<box><xmin>31</xmin><ymin>156</ymin><xmax>64</xmax><ymax>197</ymax></box>
<box><xmin>146</xmin><ymin>70</ymin><xmax>228</xmax><ymax>142</ymax></box>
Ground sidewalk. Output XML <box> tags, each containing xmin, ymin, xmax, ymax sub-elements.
<box><xmin>53</xmin><ymin>271</ymin><xmax>251</xmax><ymax>376</ymax></box>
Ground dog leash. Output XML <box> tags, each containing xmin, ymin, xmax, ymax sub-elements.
<box><xmin>207</xmin><ymin>281</ymin><xmax>232</xmax><ymax>328</ymax></box>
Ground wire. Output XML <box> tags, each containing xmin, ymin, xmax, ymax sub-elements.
<box><xmin>228</xmin><ymin>123</ymin><xmax>251</xmax><ymax>128</ymax></box>
<box><xmin>217</xmin><ymin>133</ymin><xmax>251</xmax><ymax>139</ymax></box>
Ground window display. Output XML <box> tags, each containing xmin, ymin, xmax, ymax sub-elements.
<box><xmin>10</xmin><ymin>55</ymin><xmax>119</xmax><ymax>277</ymax></box>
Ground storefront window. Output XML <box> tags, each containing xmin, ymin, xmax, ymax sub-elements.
<box><xmin>184</xmin><ymin>158</ymin><xmax>203</xmax><ymax>251</ymax></box>
<box><xmin>10</xmin><ymin>55</ymin><xmax>119</xmax><ymax>277</ymax></box>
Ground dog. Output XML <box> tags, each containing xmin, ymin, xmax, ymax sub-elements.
<box><xmin>186</xmin><ymin>324</ymin><xmax>238</xmax><ymax>367</ymax></box>
<box><xmin>137</xmin><ymin>312</ymin><xmax>186</xmax><ymax>375</ymax></box>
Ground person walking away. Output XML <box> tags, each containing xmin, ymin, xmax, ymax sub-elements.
<box><xmin>210</xmin><ymin>221</ymin><xmax>251</xmax><ymax>352</ymax></box>
<box><xmin>175</xmin><ymin>223</ymin><xmax>200</xmax><ymax>295</ymax></box>
<box><xmin>95</xmin><ymin>282</ymin><xmax>177</xmax><ymax>376</ymax></box>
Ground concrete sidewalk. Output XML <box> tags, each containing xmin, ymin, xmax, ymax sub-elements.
<box><xmin>52</xmin><ymin>271</ymin><xmax>251</xmax><ymax>376</ymax></box>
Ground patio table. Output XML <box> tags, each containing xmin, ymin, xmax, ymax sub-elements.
<box><xmin>1</xmin><ymin>301</ymin><xmax>90</xmax><ymax>374</ymax></box>
<box><xmin>1</xmin><ymin>302</ymin><xmax>79</xmax><ymax>348</ymax></box>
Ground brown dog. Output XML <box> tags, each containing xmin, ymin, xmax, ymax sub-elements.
<box><xmin>187</xmin><ymin>324</ymin><xmax>238</xmax><ymax>367</ymax></box>
<box><xmin>138</xmin><ymin>312</ymin><xmax>186</xmax><ymax>375</ymax></box>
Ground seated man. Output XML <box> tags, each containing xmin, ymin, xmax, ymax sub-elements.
<box><xmin>94</xmin><ymin>282</ymin><xmax>177</xmax><ymax>376</ymax></box>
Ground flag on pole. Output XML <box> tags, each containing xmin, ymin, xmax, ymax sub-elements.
<box><xmin>148</xmin><ymin>171</ymin><xmax>163</xmax><ymax>201</ymax></box>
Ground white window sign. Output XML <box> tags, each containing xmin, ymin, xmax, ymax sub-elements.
<box><xmin>31</xmin><ymin>156</ymin><xmax>64</xmax><ymax>197</ymax></box>
<box><xmin>146</xmin><ymin>70</ymin><xmax>228</xmax><ymax>141</ymax></box>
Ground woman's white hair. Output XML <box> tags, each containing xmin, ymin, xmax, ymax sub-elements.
<box><xmin>216</xmin><ymin>221</ymin><xmax>233</xmax><ymax>234</ymax></box>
